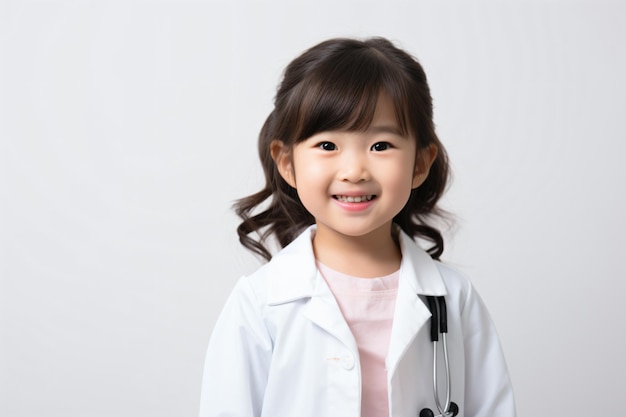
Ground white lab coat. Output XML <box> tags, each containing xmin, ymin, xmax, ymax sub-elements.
<box><xmin>199</xmin><ymin>226</ymin><xmax>516</xmax><ymax>417</ymax></box>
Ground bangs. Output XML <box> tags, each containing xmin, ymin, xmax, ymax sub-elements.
<box><xmin>282</xmin><ymin>48</ymin><xmax>413</xmax><ymax>142</ymax></box>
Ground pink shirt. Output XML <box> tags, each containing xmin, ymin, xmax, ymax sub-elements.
<box><xmin>317</xmin><ymin>262</ymin><xmax>399</xmax><ymax>417</ymax></box>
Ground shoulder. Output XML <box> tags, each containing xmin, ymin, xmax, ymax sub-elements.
<box><xmin>397</xmin><ymin>229</ymin><xmax>474</xmax><ymax>301</ymax></box>
<box><xmin>235</xmin><ymin>226</ymin><xmax>319</xmax><ymax>307</ymax></box>
<box><xmin>434</xmin><ymin>262</ymin><xmax>472</xmax><ymax>292</ymax></box>
<box><xmin>432</xmin><ymin>261</ymin><xmax>474</xmax><ymax>312</ymax></box>
<box><xmin>432</xmin><ymin>261</ymin><xmax>501</xmax><ymax>333</ymax></box>
<box><xmin>235</xmin><ymin>260</ymin><xmax>273</xmax><ymax>306</ymax></box>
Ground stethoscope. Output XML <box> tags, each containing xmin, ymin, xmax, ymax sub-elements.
<box><xmin>420</xmin><ymin>296</ymin><xmax>459</xmax><ymax>417</ymax></box>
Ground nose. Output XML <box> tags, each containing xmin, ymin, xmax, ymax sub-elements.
<box><xmin>338</xmin><ymin>151</ymin><xmax>371</xmax><ymax>183</ymax></box>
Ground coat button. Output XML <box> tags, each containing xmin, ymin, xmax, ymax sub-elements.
<box><xmin>341</xmin><ymin>354</ymin><xmax>355</xmax><ymax>370</ymax></box>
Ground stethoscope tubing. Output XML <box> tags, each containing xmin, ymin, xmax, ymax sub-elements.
<box><xmin>424</xmin><ymin>296</ymin><xmax>458</xmax><ymax>417</ymax></box>
<box><xmin>432</xmin><ymin>335</ymin><xmax>452</xmax><ymax>416</ymax></box>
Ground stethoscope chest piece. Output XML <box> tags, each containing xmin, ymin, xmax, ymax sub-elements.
<box><xmin>419</xmin><ymin>401</ymin><xmax>458</xmax><ymax>417</ymax></box>
<box><xmin>419</xmin><ymin>296</ymin><xmax>460</xmax><ymax>417</ymax></box>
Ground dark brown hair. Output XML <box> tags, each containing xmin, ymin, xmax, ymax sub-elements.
<box><xmin>234</xmin><ymin>37</ymin><xmax>450</xmax><ymax>261</ymax></box>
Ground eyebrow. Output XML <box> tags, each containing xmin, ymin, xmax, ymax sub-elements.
<box><xmin>367</xmin><ymin>125</ymin><xmax>403</xmax><ymax>136</ymax></box>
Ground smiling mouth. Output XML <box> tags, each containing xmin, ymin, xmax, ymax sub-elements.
<box><xmin>333</xmin><ymin>195</ymin><xmax>376</xmax><ymax>203</ymax></box>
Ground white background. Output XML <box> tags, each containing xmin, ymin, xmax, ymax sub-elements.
<box><xmin>2</xmin><ymin>1</ymin><xmax>625</xmax><ymax>416</ymax></box>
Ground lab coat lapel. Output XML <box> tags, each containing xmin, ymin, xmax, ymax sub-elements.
<box><xmin>303</xmin><ymin>274</ymin><xmax>358</xmax><ymax>352</ymax></box>
<box><xmin>386</xmin><ymin>231</ymin><xmax>447</xmax><ymax>377</ymax></box>
<box><xmin>267</xmin><ymin>226</ymin><xmax>357</xmax><ymax>352</ymax></box>
<box><xmin>385</xmin><ymin>277</ymin><xmax>432</xmax><ymax>376</ymax></box>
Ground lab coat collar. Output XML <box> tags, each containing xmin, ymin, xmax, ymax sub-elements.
<box><xmin>267</xmin><ymin>225</ymin><xmax>447</xmax><ymax>306</ymax></box>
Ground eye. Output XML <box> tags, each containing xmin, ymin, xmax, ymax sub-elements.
<box><xmin>371</xmin><ymin>142</ymin><xmax>391</xmax><ymax>152</ymax></box>
<box><xmin>317</xmin><ymin>141</ymin><xmax>336</xmax><ymax>151</ymax></box>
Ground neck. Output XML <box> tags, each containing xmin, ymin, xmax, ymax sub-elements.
<box><xmin>312</xmin><ymin>223</ymin><xmax>401</xmax><ymax>278</ymax></box>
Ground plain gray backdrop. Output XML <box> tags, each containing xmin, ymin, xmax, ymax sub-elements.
<box><xmin>2</xmin><ymin>1</ymin><xmax>625</xmax><ymax>416</ymax></box>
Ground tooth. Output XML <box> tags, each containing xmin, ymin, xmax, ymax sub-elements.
<box><xmin>336</xmin><ymin>195</ymin><xmax>374</xmax><ymax>202</ymax></box>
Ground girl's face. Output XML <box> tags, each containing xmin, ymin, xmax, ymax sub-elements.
<box><xmin>273</xmin><ymin>92</ymin><xmax>436</xmax><ymax>244</ymax></box>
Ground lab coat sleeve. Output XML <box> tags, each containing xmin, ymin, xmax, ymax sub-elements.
<box><xmin>461</xmin><ymin>282</ymin><xmax>517</xmax><ymax>417</ymax></box>
<box><xmin>199</xmin><ymin>276</ymin><xmax>273</xmax><ymax>417</ymax></box>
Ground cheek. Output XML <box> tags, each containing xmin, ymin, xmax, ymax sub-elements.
<box><xmin>292</xmin><ymin>155</ymin><xmax>328</xmax><ymax>185</ymax></box>
<box><xmin>390</xmin><ymin>175</ymin><xmax>415</xmax><ymax>199</ymax></box>
<box><xmin>385</xmin><ymin>158</ymin><xmax>418</xmax><ymax>200</ymax></box>
<box><xmin>297</xmin><ymin>163</ymin><xmax>325</xmax><ymax>180</ymax></box>
<box><xmin>389</xmin><ymin>155</ymin><xmax>417</xmax><ymax>182</ymax></box>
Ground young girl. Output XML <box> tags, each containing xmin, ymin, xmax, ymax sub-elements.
<box><xmin>199</xmin><ymin>37</ymin><xmax>516</xmax><ymax>417</ymax></box>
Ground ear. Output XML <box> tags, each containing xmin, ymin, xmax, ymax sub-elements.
<box><xmin>270</xmin><ymin>140</ymin><xmax>297</xmax><ymax>188</ymax></box>
<box><xmin>412</xmin><ymin>144</ymin><xmax>438</xmax><ymax>189</ymax></box>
